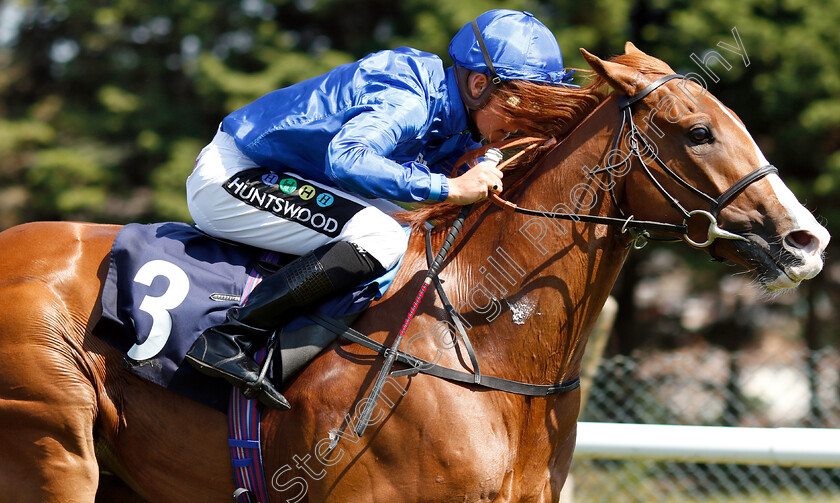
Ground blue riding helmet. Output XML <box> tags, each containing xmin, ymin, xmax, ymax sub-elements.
<box><xmin>449</xmin><ymin>9</ymin><xmax>575</xmax><ymax>110</ymax></box>
<box><xmin>449</xmin><ymin>9</ymin><xmax>572</xmax><ymax>84</ymax></box>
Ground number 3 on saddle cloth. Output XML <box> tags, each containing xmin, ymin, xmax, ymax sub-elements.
<box><xmin>95</xmin><ymin>221</ymin><xmax>401</xmax><ymax>411</ymax></box>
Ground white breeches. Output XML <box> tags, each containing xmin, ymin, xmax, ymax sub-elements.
<box><xmin>186</xmin><ymin>129</ymin><xmax>408</xmax><ymax>270</ymax></box>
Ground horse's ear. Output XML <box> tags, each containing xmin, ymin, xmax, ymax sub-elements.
<box><xmin>624</xmin><ymin>41</ymin><xmax>646</xmax><ymax>56</ymax></box>
<box><xmin>580</xmin><ymin>48</ymin><xmax>643</xmax><ymax>96</ymax></box>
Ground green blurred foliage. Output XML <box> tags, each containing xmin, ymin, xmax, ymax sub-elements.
<box><xmin>3</xmin><ymin>0</ymin><xmax>837</xmax><ymax>223</ymax></box>
<box><xmin>2</xmin><ymin>0</ymin><xmax>839</xmax><ymax>347</ymax></box>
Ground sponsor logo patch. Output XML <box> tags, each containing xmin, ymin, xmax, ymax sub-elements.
<box><xmin>224</xmin><ymin>168</ymin><xmax>363</xmax><ymax>238</ymax></box>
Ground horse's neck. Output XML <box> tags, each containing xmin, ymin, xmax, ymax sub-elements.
<box><xmin>432</xmin><ymin>96</ymin><xmax>630</xmax><ymax>385</ymax></box>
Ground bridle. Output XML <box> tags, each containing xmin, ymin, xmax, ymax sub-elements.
<box><xmin>491</xmin><ymin>74</ymin><xmax>778</xmax><ymax>249</ymax></box>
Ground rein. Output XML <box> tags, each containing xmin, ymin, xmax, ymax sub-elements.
<box><xmin>490</xmin><ymin>74</ymin><xmax>778</xmax><ymax>249</ymax></box>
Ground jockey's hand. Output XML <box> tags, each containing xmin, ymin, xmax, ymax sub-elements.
<box><xmin>445</xmin><ymin>159</ymin><xmax>504</xmax><ymax>205</ymax></box>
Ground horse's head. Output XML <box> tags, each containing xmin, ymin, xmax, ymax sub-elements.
<box><xmin>581</xmin><ymin>42</ymin><xmax>830</xmax><ymax>291</ymax></box>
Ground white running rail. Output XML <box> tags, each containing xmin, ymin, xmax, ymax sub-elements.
<box><xmin>575</xmin><ymin>422</ymin><xmax>840</xmax><ymax>467</ymax></box>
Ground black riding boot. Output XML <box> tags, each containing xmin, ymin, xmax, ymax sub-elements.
<box><xmin>185</xmin><ymin>242</ymin><xmax>385</xmax><ymax>410</ymax></box>
<box><xmin>185</xmin><ymin>308</ymin><xmax>290</xmax><ymax>410</ymax></box>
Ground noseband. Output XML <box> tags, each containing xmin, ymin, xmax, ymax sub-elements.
<box><xmin>491</xmin><ymin>74</ymin><xmax>778</xmax><ymax>249</ymax></box>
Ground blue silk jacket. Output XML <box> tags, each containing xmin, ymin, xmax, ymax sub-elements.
<box><xmin>220</xmin><ymin>47</ymin><xmax>480</xmax><ymax>203</ymax></box>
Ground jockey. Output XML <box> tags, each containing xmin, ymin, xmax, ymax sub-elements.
<box><xmin>184</xmin><ymin>9</ymin><xmax>575</xmax><ymax>409</ymax></box>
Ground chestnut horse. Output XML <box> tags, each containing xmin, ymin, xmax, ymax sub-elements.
<box><xmin>0</xmin><ymin>44</ymin><xmax>829</xmax><ymax>502</ymax></box>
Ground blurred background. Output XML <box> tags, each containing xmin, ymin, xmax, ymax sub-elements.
<box><xmin>2</xmin><ymin>0</ymin><xmax>839</xmax><ymax>500</ymax></box>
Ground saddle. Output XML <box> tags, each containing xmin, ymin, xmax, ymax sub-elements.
<box><xmin>95</xmin><ymin>222</ymin><xmax>397</xmax><ymax>410</ymax></box>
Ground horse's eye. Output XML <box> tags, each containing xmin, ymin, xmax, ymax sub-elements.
<box><xmin>688</xmin><ymin>126</ymin><xmax>713</xmax><ymax>144</ymax></box>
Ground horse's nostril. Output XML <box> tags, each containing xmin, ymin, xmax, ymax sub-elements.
<box><xmin>786</xmin><ymin>230</ymin><xmax>815</xmax><ymax>250</ymax></box>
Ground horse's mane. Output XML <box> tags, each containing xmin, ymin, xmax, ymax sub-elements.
<box><xmin>399</xmin><ymin>70</ymin><xmax>608</xmax><ymax>230</ymax></box>
<box><xmin>398</xmin><ymin>50</ymin><xmax>674</xmax><ymax>231</ymax></box>
<box><xmin>607</xmin><ymin>50</ymin><xmax>675</xmax><ymax>78</ymax></box>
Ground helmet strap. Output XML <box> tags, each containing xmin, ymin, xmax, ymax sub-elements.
<box><xmin>472</xmin><ymin>19</ymin><xmax>502</xmax><ymax>85</ymax></box>
<box><xmin>452</xmin><ymin>16</ymin><xmax>505</xmax><ymax>139</ymax></box>
<box><xmin>454</xmin><ymin>65</ymin><xmax>498</xmax><ymax>114</ymax></box>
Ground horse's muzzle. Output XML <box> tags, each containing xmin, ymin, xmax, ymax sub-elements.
<box><xmin>733</xmin><ymin>226</ymin><xmax>828</xmax><ymax>291</ymax></box>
